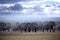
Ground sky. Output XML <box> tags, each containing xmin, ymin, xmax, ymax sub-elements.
<box><xmin>0</xmin><ymin>0</ymin><xmax>60</xmax><ymax>22</ymax></box>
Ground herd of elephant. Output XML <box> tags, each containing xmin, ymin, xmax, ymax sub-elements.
<box><xmin>16</xmin><ymin>23</ymin><xmax>56</xmax><ymax>32</ymax></box>
<box><xmin>0</xmin><ymin>22</ymin><xmax>60</xmax><ymax>32</ymax></box>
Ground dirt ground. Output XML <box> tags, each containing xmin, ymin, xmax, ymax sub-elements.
<box><xmin>0</xmin><ymin>32</ymin><xmax>60</xmax><ymax>40</ymax></box>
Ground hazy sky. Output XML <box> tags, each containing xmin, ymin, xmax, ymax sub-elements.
<box><xmin>0</xmin><ymin>0</ymin><xmax>60</xmax><ymax>22</ymax></box>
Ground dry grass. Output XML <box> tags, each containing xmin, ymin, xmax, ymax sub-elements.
<box><xmin>0</xmin><ymin>32</ymin><xmax>60</xmax><ymax>40</ymax></box>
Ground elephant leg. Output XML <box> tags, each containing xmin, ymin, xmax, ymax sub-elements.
<box><xmin>42</xmin><ymin>29</ymin><xmax>44</xmax><ymax>32</ymax></box>
<box><xmin>49</xmin><ymin>29</ymin><xmax>51</xmax><ymax>32</ymax></box>
<box><xmin>35</xmin><ymin>29</ymin><xmax>37</xmax><ymax>32</ymax></box>
<box><xmin>24</xmin><ymin>29</ymin><xmax>27</xmax><ymax>32</ymax></box>
<box><xmin>8</xmin><ymin>29</ymin><xmax>9</xmax><ymax>32</ymax></box>
<box><xmin>47</xmin><ymin>29</ymin><xmax>48</xmax><ymax>32</ymax></box>
<box><xmin>52</xmin><ymin>29</ymin><xmax>55</xmax><ymax>32</ymax></box>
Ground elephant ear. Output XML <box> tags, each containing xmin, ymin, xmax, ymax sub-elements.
<box><xmin>0</xmin><ymin>22</ymin><xmax>6</xmax><ymax>27</ymax></box>
<box><xmin>48</xmin><ymin>21</ymin><xmax>55</xmax><ymax>26</ymax></box>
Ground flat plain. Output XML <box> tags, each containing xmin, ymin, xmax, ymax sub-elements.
<box><xmin>0</xmin><ymin>32</ymin><xmax>60</xmax><ymax>40</ymax></box>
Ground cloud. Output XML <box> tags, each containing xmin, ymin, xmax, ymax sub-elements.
<box><xmin>0</xmin><ymin>0</ymin><xmax>60</xmax><ymax>4</ymax></box>
<box><xmin>0</xmin><ymin>0</ymin><xmax>33</xmax><ymax>4</ymax></box>
<box><xmin>0</xmin><ymin>6</ymin><xmax>9</xmax><ymax>11</ymax></box>
<box><xmin>57</xmin><ymin>5</ymin><xmax>60</xmax><ymax>7</ymax></box>
<box><xmin>0</xmin><ymin>0</ymin><xmax>60</xmax><ymax>18</ymax></box>
<box><xmin>0</xmin><ymin>4</ymin><xmax>23</xmax><ymax>11</ymax></box>
<box><xmin>41</xmin><ymin>1</ymin><xmax>60</xmax><ymax>7</ymax></box>
<box><xmin>0</xmin><ymin>4</ymin><xmax>24</xmax><ymax>15</ymax></box>
<box><xmin>0</xmin><ymin>12</ymin><xmax>12</xmax><ymax>15</ymax></box>
<box><xmin>33</xmin><ymin>6</ymin><xmax>44</xmax><ymax>12</ymax></box>
<box><xmin>0</xmin><ymin>0</ymin><xmax>21</xmax><ymax>4</ymax></box>
<box><xmin>9</xmin><ymin>4</ymin><xmax>23</xmax><ymax>11</ymax></box>
<box><xmin>20</xmin><ymin>1</ymin><xmax>60</xmax><ymax>16</ymax></box>
<box><xmin>21</xmin><ymin>6</ymin><xmax>44</xmax><ymax>15</ymax></box>
<box><xmin>52</xmin><ymin>0</ymin><xmax>60</xmax><ymax>2</ymax></box>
